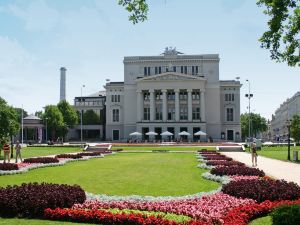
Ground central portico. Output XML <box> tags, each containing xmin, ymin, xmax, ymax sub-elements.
<box><xmin>105</xmin><ymin>48</ymin><xmax>241</xmax><ymax>142</ymax></box>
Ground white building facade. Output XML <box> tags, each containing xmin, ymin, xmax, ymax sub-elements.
<box><xmin>105</xmin><ymin>48</ymin><xmax>241</xmax><ymax>142</ymax></box>
<box><xmin>270</xmin><ymin>92</ymin><xmax>300</xmax><ymax>141</ymax></box>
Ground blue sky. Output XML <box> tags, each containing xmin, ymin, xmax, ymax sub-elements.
<box><xmin>0</xmin><ymin>0</ymin><xmax>299</xmax><ymax>120</ymax></box>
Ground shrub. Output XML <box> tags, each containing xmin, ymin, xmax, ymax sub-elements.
<box><xmin>0</xmin><ymin>183</ymin><xmax>86</xmax><ymax>218</ymax></box>
<box><xmin>55</xmin><ymin>154</ymin><xmax>82</xmax><ymax>159</ymax></box>
<box><xmin>23</xmin><ymin>157</ymin><xmax>59</xmax><ymax>164</ymax></box>
<box><xmin>271</xmin><ymin>204</ymin><xmax>300</xmax><ymax>225</ymax></box>
<box><xmin>77</xmin><ymin>152</ymin><xmax>102</xmax><ymax>157</ymax></box>
<box><xmin>211</xmin><ymin>166</ymin><xmax>265</xmax><ymax>177</ymax></box>
<box><xmin>222</xmin><ymin>179</ymin><xmax>300</xmax><ymax>202</ymax></box>
<box><xmin>0</xmin><ymin>163</ymin><xmax>18</xmax><ymax>171</ymax></box>
<box><xmin>206</xmin><ymin>160</ymin><xmax>245</xmax><ymax>167</ymax></box>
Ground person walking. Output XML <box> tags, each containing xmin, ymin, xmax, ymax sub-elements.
<box><xmin>251</xmin><ymin>142</ymin><xmax>257</xmax><ymax>167</ymax></box>
<box><xmin>15</xmin><ymin>140</ymin><xmax>22</xmax><ymax>163</ymax></box>
<box><xmin>3</xmin><ymin>142</ymin><xmax>10</xmax><ymax>163</ymax></box>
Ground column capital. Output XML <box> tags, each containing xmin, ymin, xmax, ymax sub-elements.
<box><xmin>174</xmin><ymin>89</ymin><xmax>180</xmax><ymax>93</ymax></box>
<box><xmin>161</xmin><ymin>89</ymin><xmax>167</xmax><ymax>93</ymax></box>
<box><xmin>187</xmin><ymin>89</ymin><xmax>193</xmax><ymax>93</ymax></box>
<box><xmin>149</xmin><ymin>89</ymin><xmax>155</xmax><ymax>93</ymax></box>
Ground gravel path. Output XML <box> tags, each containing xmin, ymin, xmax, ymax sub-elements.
<box><xmin>222</xmin><ymin>152</ymin><xmax>300</xmax><ymax>185</ymax></box>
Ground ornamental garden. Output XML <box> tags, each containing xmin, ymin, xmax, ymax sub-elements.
<box><xmin>0</xmin><ymin>146</ymin><xmax>300</xmax><ymax>225</ymax></box>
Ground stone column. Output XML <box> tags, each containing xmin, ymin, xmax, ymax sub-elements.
<box><xmin>188</xmin><ymin>89</ymin><xmax>192</xmax><ymax>121</ymax></box>
<box><xmin>136</xmin><ymin>90</ymin><xmax>143</xmax><ymax>122</ymax></box>
<box><xmin>200</xmin><ymin>90</ymin><xmax>206</xmax><ymax>121</ymax></box>
<box><xmin>149</xmin><ymin>89</ymin><xmax>155</xmax><ymax>121</ymax></box>
<box><xmin>175</xmin><ymin>89</ymin><xmax>180</xmax><ymax>121</ymax></box>
<box><xmin>162</xmin><ymin>90</ymin><xmax>167</xmax><ymax>121</ymax></box>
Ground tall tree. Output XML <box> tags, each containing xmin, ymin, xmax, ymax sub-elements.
<box><xmin>257</xmin><ymin>0</ymin><xmax>300</xmax><ymax>66</ymax></box>
<box><xmin>241</xmin><ymin>113</ymin><xmax>268</xmax><ymax>140</ymax></box>
<box><xmin>83</xmin><ymin>110</ymin><xmax>101</xmax><ymax>125</ymax></box>
<box><xmin>43</xmin><ymin>105</ymin><xmax>64</xmax><ymax>141</ymax></box>
<box><xmin>291</xmin><ymin>114</ymin><xmax>300</xmax><ymax>143</ymax></box>
<box><xmin>57</xmin><ymin>100</ymin><xmax>78</xmax><ymax>128</ymax></box>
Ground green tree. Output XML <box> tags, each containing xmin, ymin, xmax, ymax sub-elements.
<box><xmin>257</xmin><ymin>0</ymin><xmax>300</xmax><ymax>66</ymax></box>
<box><xmin>35</xmin><ymin>110</ymin><xmax>43</xmax><ymax>118</ymax></box>
<box><xmin>83</xmin><ymin>110</ymin><xmax>100</xmax><ymax>125</ymax></box>
<box><xmin>118</xmin><ymin>0</ymin><xmax>148</xmax><ymax>24</ymax></box>
<box><xmin>14</xmin><ymin>108</ymin><xmax>28</xmax><ymax>123</ymax></box>
<box><xmin>0</xmin><ymin>97</ymin><xmax>20</xmax><ymax>156</ymax></box>
<box><xmin>291</xmin><ymin>114</ymin><xmax>300</xmax><ymax>143</ymax></box>
<box><xmin>57</xmin><ymin>100</ymin><xmax>78</xmax><ymax>128</ymax></box>
<box><xmin>43</xmin><ymin>105</ymin><xmax>64</xmax><ymax>141</ymax></box>
<box><xmin>241</xmin><ymin>113</ymin><xmax>268</xmax><ymax>140</ymax></box>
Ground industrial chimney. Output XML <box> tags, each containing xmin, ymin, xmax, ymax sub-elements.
<box><xmin>60</xmin><ymin>67</ymin><xmax>66</xmax><ymax>101</ymax></box>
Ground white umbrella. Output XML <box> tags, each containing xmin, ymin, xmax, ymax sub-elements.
<box><xmin>129</xmin><ymin>132</ymin><xmax>142</xmax><ymax>136</ymax></box>
<box><xmin>160</xmin><ymin>131</ymin><xmax>173</xmax><ymax>136</ymax></box>
<box><xmin>178</xmin><ymin>131</ymin><xmax>190</xmax><ymax>136</ymax></box>
<box><xmin>194</xmin><ymin>131</ymin><xmax>207</xmax><ymax>136</ymax></box>
<box><xmin>146</xmin><ymin>131</ymin><xmax>158</xmax><ymax>136</ymax></box>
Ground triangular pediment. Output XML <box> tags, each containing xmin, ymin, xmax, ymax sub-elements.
<box><xmin>136</xmin><ymin>72</ymin><xmax>206</xmax><ymax>82</ymax></box>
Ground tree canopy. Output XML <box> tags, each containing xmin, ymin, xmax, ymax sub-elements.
<box><xmin>257</xmin><ymin>0</ymin><xmax>300</xmax><ymax>66</ymax></box>
<box><xmin>82</xmin><ymin>109</ymin><xmax>101</xmax><ymax>125</ymax></box>
<box><xmin>291</xmin><ymin>114</ymin><xmax>300</xmax><ymax>142</ymax></box>
<box><xmin>57</xmin><ymin>100</ymin><xmax>78</xmax><ymax>128</ymax></box>
<box><xmin>43</xmin><ymin>105</ymin><xmax>64</xmax><ymax>140</ymax></box>
<box><xmin>118</xmin><ymin>0</ymin><xmax>148</xmax><ymax>24</ymax></box>
<box><xmin>241</xmin><ymin>113</ymin><xmax>268</xmax><ymax>139</ymax></box>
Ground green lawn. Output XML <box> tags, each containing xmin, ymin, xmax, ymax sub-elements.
<box><xmin>0</xmin><ymin>153</ymin><xmax>219</xmax><ymax>196</ymax></box>
<box><xmin>0</xmin><ymin>146</ymin><xmax>82</xmax><ymax>160</ymax></box>
<box><xmin>256</xmin><ymin>146</ymin><xmax>300</xmax><ymax>162</ymax></box>
<box><xmin>112</xmin><ymin>146</ymin><xmax>216</xmax><ymax>151</ymax></box>
<box><xmin>249</xmin><ymin>216</ymin><xmax>272</xmax><ymax>225</ymax></box>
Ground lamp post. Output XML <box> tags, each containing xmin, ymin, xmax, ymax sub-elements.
<box><xmin>286</xmin><ymin>119</ymin><xmax>292</xmax><ymax>161</ymax></box>
<box><xmin>45</xmin><ymin>117</ymin><xmax>48</xmax><ymax>143</ymax></box>
<box><xmin>80</xmin><ymin>85</ymin><xmax>85</xmax><ymax>146</ymax></box>
<box><xmin>21</xmin><ymin>105</ymin><xmax>24</xmax><ymax>144</ymax></box>
<box><xmin>245</xmin><ymin>79</ymin><xmax>253</xmax><ymax>143</ymax></box>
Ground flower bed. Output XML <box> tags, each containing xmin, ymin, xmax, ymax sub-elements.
<box><xmin>222</xmin><ymin>199</ymin><xmax>300</xmax><ymax>225</ymax></box>
<box><xmin>222</xmin><ymin>179</ymin><xmax>300</xmax><ymax>202</ymax></box>
<box><xmin>55</xmin><ymin>154</ymin><xmax>83</xmax><ymax>159</ymax></box>
<box><xmin>77</xmin><ymin>152</ymin><xmax>102</xmax><ymax>157</ymax></box>
<box><xmin>206</xmin><ymin>160</ymin><xmax>245</xmax><ymax>167</ymax></box>
<box><xmin>202</xmin><ymin>156</ymin><xmax>233</xmax><ymax>161</ymax></box>
<box><xmin>211</xmin><ymin>165</ymin><xmax>265</xmax><ymax>177</ymax></box>
<box><xmin>0</xmin><ymin>183</ymin><xmax>86</xmax><ymax>217</ymax></box>
<box><xmin>0</xmin><ymin>163</ymin><xmax>18</xmax><ymax>171</ymax></box>
<box><xmin>24</xmin><ymin>157</ymin><xmax>59</xmax><ymax>164</ymax></box>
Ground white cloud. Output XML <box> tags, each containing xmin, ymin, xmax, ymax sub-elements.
<box><xmin>8</xmin><ymin>0</ymin><xmax>59</xmax><ymax>31</ymax></box>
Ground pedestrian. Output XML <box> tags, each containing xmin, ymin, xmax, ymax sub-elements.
<box><xmin>251</xmin><ymin>142</ymin><xmax>257</xmax><ymax>167</ymax></box>
<box><xmin>15</xmin><ymin>140</ymin><xmax>22</xmax><ymax>163</ymax></box>
<box><xmin>3</xmin><ymin>142</ymin><xmax>10</xmax><ymax>163</ymax></box>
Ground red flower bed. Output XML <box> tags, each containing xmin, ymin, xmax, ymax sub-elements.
<box><xmin>206</xmin><ymin>160</ymin><xmax>245</xmax><ymax>167</ymax></box>
<box><xmin>222</xmin><ymin>199</ymin><xmax>300</xmax><ymax>225</ymax></box>
<box><xmin>77</xmin><ymin>152</ymin><xmax>102</xmax><ymax>157</ymax></box>
<box><xmin>222</xmin><ymin>179</ymin><xmax>300</xmax><ymax>202</ymax></box>
<box><xmin>0</xmin><ymin>163</ymin><xmax>18</xmax><ymax>170</ymax></box>
<box><xmin>202</xmin><ymin>156</ymin><xmax>232</xmax><ymax>161</ymax></box>
<box><xmin>24</xmin><ymin>157</ymin><xmax>59</xmax><ymax>164</ymax></box>
<box><xmin>211</xmin><ymin>165</ymin><xmax>265</xmax><ymax>177</ymax></box>
<box><xmin>0</xmin><ymin>183</ymin><xmax>86</xmax><ymax>217</ymax></box>
<box><xmin>55</xmin><ymin>154</ymin><xmax>82</xmax><ymax>159</ymax></box>
<box><xmin>44</xmin><ymin>208</ymin><xmax>208</xmax><ymax>225</ymax></box>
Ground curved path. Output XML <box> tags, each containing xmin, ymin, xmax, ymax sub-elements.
<box><xmin>222</xmin><ymin>152</ymin><xmax>300</xmax><ymax>185</ymax></box>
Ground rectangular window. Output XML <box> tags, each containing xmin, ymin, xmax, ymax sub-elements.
<box><xmin>144</xmin><ymin>67</ymin><xmax>147</xmax><ymax>76</ymax></box>
<box><xmin>196</xmin><ymin>66</ymin><xmax>198</xmax><ymax>74</ymax></box>
<box><xmin>143</xmin><ymin>108</ymin><xmax>150</xmax><ymax>120</ymax></box>
<box><xmin>180</xmin><ymin>107</ymin><xmax>188</xmax><ymax>120</ymax></box>
<box><xmin>144</xmin><ymin>67</ymin><xmax>151</xmax><ymax>76</ymax></box>
<box><xmin>148</xmin><ymin>67</ymin><xmax>150</xmax><ymax>76</ymax></box>
<box><xmin>111</xmin><ymin>95</ymin><xmax>114</xmax><ymax>102</ymax></box>
<box><xmin>159</xmin><ymin>66</ymin><xmax>161</xmax><ymax>74</ymax></box>
<box><xmin>144</xmin><ymin>92</ymin><xmax>150</xmax><ymax>100</ymax></box>
<box><xmin>173</xmin><ymin>66</ymin><xmax>176</xmax><ymax>72</ymax></box>
<box><xmin>112</xmin><ymin>109</ymin><xmax>119</xmax><ymax>122</ymax></box>
<box><xmin>192</xmin><ymin>107</ymin><xmax>201</xmax><ymax>120</ymax></box>
<box><xmin>167</xmin><ymin>92</ymin><xmax>175</xmax><ymax>100</ymax></box>
<box><xmin>225</xmin><ymin>93</ymin><xmax>235</xmax><ymax>101</ymax></box>
<box><xmin>155</xmin><ymin>92</ymin><xmax>162</xmax><ymax>100</ymax></box>
<box><xmin>117</xmin><ymin>95</ymin><xmax>120</xmax><ymax>102</ymax></box>
<box><xmin>192</xmin><ymin>91</ymin><xmax>200</xmax><ymax>100</ymax></box>
<box><xmin>181</xmin><ymin>66</ymin><xmax>183</xmax><ymax>73</ymax></box>
<box><xmin>155</xmin><ymin>67</ymin><xmax>158</xmax><ymax>74</ymax></box>
<box><xmin>155</xmin><ymin>106</ymin><xmax>162</xmax><ymax>120</ymax></box>
<box><xmin>192</xmin><ymin>66</ymin><xmax>195</xmax><ymax>75</ymax></box>
<box><xmin>226</xmin><ymin>108</ymin><xmax>234</xmax><ymax>121</ymax></box>
<box><xmin>167</xmin><ymin>107</ymin><xmax>175</xmax><ymax>120</ymax></box>
<box><xmin>184</xmin><ymin>66</ymin><xmax>187</xmax><ymax>74</ymax></box>
<box><xmin>180</xmin><ymin>91</ymin><xmax>187</xmax><ymax>100</ymax></box>
<box><xmin>166</xmin><ymin>67</ymin><xmax>169</xmax><ymax>72</ymax></box>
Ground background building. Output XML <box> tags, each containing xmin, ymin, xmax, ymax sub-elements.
<box><xmin>270</xmin><ymin>92</ymin><xmax>300</xmax><ymax>141</ymax></box>
<box><xmin>105</xmin><ymin>48</ymin><xmax>242</xmax><ymax>141</ymax></box>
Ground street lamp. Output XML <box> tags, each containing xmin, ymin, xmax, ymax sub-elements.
<box><xmin>286</xmin><ymin>119</ymin><xmax>292</xmax><ymax>161</ymax></box>
<box><xmin>245</xmin><ymin>79</ymin><xmax>253</xmax><ymax>143</ymax></box>
<box><xmin>45</xmin><ymin>117</ymin><xmax>48</xmax><ymax>143</ymax></box>
<box><xmin>80</xmin><ymin>85</ymin><xmax>85</xmax><ymax>146</ymax></box>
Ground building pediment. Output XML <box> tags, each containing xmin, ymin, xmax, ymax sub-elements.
<box><xmin>136</xmin><ymin>72</ymin><xmax>206</xmax><ymax>82</ymax></box>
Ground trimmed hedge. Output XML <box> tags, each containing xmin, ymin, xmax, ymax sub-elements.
<box><xmin>211</xmin><ymin>165</ymin><xmax>265</xmax><ymax>177</ymax></box>
<box><xmin>23</xmin><ymin>157</ymin><xmax>59</xmax><ymax>164</ymax></box>
<box><xmin>0</xmin><ymin>163</ymin><xmax>18</xmax><ymax>171</ymax></box>
<box><xmin>0</xmin><ymin>183</ymin><xmax>86</xmax><ymax>217</ymax></box>
<box><xmin>222</xmin><ymin>179</ymin><xmax>300</xmax><ymax>202</ymax></box>
<box><xmin>272</xmin><ymin>204</ymin><xmax>300</xmax><ymax>225</ymax></box>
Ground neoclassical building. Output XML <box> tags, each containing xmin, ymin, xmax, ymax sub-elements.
<box><xmin>105</xmin><ymin>48</ymin><xmax>241</xmax><ymax>141</ymax></box>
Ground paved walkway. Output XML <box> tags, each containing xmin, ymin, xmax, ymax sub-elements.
<box><xmin>222</xmin><ymin>152</ymin><xmax>300</xmax><ymax>185</ymax></box>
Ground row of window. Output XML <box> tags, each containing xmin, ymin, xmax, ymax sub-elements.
<box><xmin>143</xmin><ymin>91</ymin><xmax>201</xmax><ymax>101</ymax></box>
<box><xmin>111</xmin><ymin>95</ymin><xmax>121</xmax><ymax>102</ymax></box>
<box><xmin>75</xmin><ymin>101</ymin><xmax>104</xmax><ymax>106</ymax></box>
<box><xmin>225</xmin><ymin>93</ymin><xmax>235</xmax><ymax>102</ymax></box>
<box><xmin>144</xmin><ymin>66</ymin><xmax>199</xmax><ymax>76</ymax></box>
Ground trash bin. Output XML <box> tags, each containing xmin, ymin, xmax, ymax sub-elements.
<box><xmin>293</xmin><ymin>151</ymin><xmax>298</xmax><ymax>162</ymax></box>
